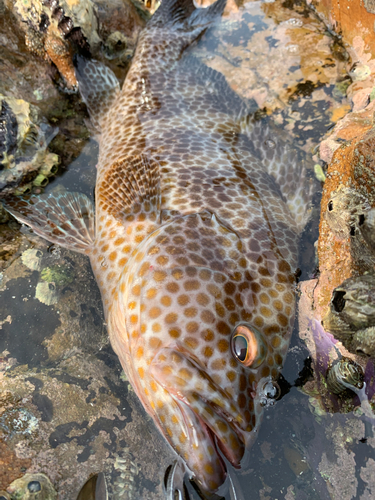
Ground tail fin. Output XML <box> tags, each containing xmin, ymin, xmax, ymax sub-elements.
<box><xmin>148</xmin><ymin>0</ymin><xmax>226</xmax><ymax>31</ymax></box>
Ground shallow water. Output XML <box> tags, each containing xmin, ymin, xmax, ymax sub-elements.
<box><xmin>1</xmin><ymin>0</ymin><xmax>375</xmax><ymax>498</ymax></box>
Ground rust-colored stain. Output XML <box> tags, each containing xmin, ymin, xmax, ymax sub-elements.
<box><xmin>316</xmin><ymin>128</ymin><xmax>375</xmax><ymax>320</ymax></box>
<box><xmin>0</xmin><ymin>438</ymin><xmax>32</xmax><ymax>490</ymax></box>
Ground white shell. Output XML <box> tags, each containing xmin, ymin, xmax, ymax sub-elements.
<box><xmin>35</xmin><ymin>281</ymin><xmax>59</xmax><ymax>305</ymax></box>
<box><xmin>21</xmin><ymin>248</ymin><xmax>44</xmax><ymax>271</ymax></box>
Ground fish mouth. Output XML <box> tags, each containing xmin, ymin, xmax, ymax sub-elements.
<box><xmin>180</xmin><ymin>387</ymin><xmax>246</xmax><ymax>469</ymax></box>
<box><xmin>150</xmin><ymin>347</ymin><xmax>246</xmax><ymax>470</ymax></box>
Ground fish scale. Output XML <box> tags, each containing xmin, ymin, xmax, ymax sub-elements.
<box><xmin>2</xmin><ymin>0</ymin><xmax>313</xmax><ymax>494</ymax></box>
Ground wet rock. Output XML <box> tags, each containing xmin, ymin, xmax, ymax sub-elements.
<box><xmin>0</xmin><ymin>222</ymin><xmax>24</xmax><ymax>271</ymax></box>
<box><xmin>4</xmin><ymin>0</ymin><xmax>144</xmax><ymax>89</ymax></box>
<box><xmin>6</xmin><ymin>473</ymin><xmax>57</xmax><ymax>500</ymax></box>
<box><xmin>311</xmin><ymin>0</ymin><xmax>375</xmax><ymax>62</ymax></box>
<box><xmin>195</xmin><ymin>0</ymin><xmax>349</xmax><ymax>134</ymax></box>
<box><xmin>0</xmin><ymin>352</ymin><xmax>174</xmax><ymax>499</ymax></box>
<box><xmin>319</xmin><ymin>36</ymin><xmax>375</xmax><ymax>164</ymax></box>
<box><xmin>4</xmin><ymin>0</ymin><xmax>98</xmax><ymax>89</ymax></box>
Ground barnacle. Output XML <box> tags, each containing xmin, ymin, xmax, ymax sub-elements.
<box><xmin>325</xmin><ymin>186</ymin><xmax>370</xmax><ymax>240</ymax></box>
<box><xmin>21</xmin><ymin>248</ymin><xmax>44</xmax><ymax>271</ymax></box>
<box><xmin>323</xmin><ymin>274</ymin><xmax>375</xmax><ymax>355</ymax></box>
<box><xmin>0</xmin><ymin>408</ymin><xmax>39</xmax><ymax>437</ymax></box>
<box><xmin>112</xmin><ymin>449</ymin><xmax>139</xmax><ymax>499</ymax></box>
<box><xmin>6</xmin><ymin>473</ymin><xmax>57</xmax><ymax>500</ymax></box>
<box><xmin>35</xmin><ymin>281</ymin><xmax>59</xmax><ymax>305</ymax></box>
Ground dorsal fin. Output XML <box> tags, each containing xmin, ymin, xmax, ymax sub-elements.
<box><xmin>2</xmin><ymin>190</ymin><xmax>95</xmax><ymax>254</ymax></box>
<box><xmin>97</xmin><ymin>154</ymin><xmax>161</xmax><ymax>222</ymax></box>
<box><xmin>148</xmin><ymin>0</ymin><xmax>226</xmax><ymax>30</ymax></box>
<box><xmin>240</xmin><ymin>117</ymin><xmax>315</xmax><ymax>231</ymax></box>
<box><xmin>74</xmin><ymin>55</ymin><xmax>120</xmax><ymax>132</ymax></box>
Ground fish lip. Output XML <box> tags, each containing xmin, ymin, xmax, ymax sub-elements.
<box><xmin>195</xmin><ymin>396</ymin><xmax>246</xmax><ymax>468</ymax></box>
<box><xmin>179</xmin><ymin>384</ymin><xmax>246</xmax><ymax>468</ymax></box>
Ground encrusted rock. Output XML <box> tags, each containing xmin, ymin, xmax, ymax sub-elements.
<box><xmin>0</xmin><ymin>94</ymin><xmax>58</xmax><ymax>197</ymax></box>
<box><xmin>316</xmin><ymin>129</ymin><xmax>375</xmax><ymax>321</ymax></box>
<box><xmin>4</xmin><ymin>0</ymin><xmax>144</xmax><ymax>89</ymax></box>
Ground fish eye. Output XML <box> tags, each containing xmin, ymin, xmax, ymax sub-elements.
<box><xmin>231</xmin><ymin>324</ymin><xmax>267</xmax><ymax>368</ymax></box>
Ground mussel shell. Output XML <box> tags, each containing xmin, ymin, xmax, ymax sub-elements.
<box><xmin>76</xmin><ymin>473</ymin><xmax>108</xmax><ymax>500</ymax></box>
<box><xmin>326</xmin><ymin>358</ymin><xmax>364</xmax><ymax>396</ymax></box>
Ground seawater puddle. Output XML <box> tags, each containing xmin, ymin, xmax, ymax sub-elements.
<box><xmin>1</xmin><ymin>0</ymin><xmax>374</xmax><ymax>498</ymax></box>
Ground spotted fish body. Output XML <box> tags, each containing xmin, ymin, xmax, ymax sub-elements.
<box><xmin>3</xmin><ymin>0</ymin><xmax>312</xmax><ymax>493</ymax></box>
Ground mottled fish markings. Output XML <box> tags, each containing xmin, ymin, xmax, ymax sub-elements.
<box><xmin>2</xmin><ymin>0</ymin><xmax>313</xmax><ymax>493</ymax></box>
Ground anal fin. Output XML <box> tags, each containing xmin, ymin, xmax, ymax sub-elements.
<box><xmin>2</xmin><ymin>191</ymin><xmax>95</xmax><ymax>254</ymax></box>
<box><xmin>74</xmin><ymin>55</ymin><xmax>120</xmax><ymax>132</ymax></box>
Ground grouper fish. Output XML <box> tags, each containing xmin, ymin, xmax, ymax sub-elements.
<box><xmin>3</xmin><ymin>0</ymin><xmax>313</xmax><ymax>494</ymax></box>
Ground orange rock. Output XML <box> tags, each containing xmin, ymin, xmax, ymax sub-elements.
<box><xmin>316</xmin><ymin>128</ymin><xmax>375</xmax><ymax>321</ymax></box>
<box><xmin>44</xmin><ymin>26</ymin><xmax>77</xmax><ymax>89</ymax></box>
<box><xmin>311</xmin><ymin>0</ymin><xmax>375</xmax><ymax>58</ymax></box>
<box><xmin>320</xmin><ymin>100</ymin><xmax>375</xmax><ymax>163</ymax></box>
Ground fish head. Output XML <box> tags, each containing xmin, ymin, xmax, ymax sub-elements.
<box><xmin>111</xmin><ymin>211</ymin><xmax>294</xmax><ymax>492</ymax></box>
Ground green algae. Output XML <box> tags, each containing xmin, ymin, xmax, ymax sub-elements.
<box><xmin>40</xmin><ymin>265</ymin><xmax>74</xmax><ymax>287</ymax></box>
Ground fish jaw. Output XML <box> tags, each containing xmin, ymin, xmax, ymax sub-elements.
<box><xmin>149</xmin><ymin>347</ymin><xmax>246</xmax><ymax>491</ymax></box>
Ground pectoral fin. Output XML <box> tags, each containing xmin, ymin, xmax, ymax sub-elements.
<box><xmin>97</xmin><ymin>154</ymin><xmax>161</xmax><ymax>222</ymax></box>
<box><xmin>3</xmin><ymin>191</ymin><xmax>95</xmax><ymax>254</ymax></box>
